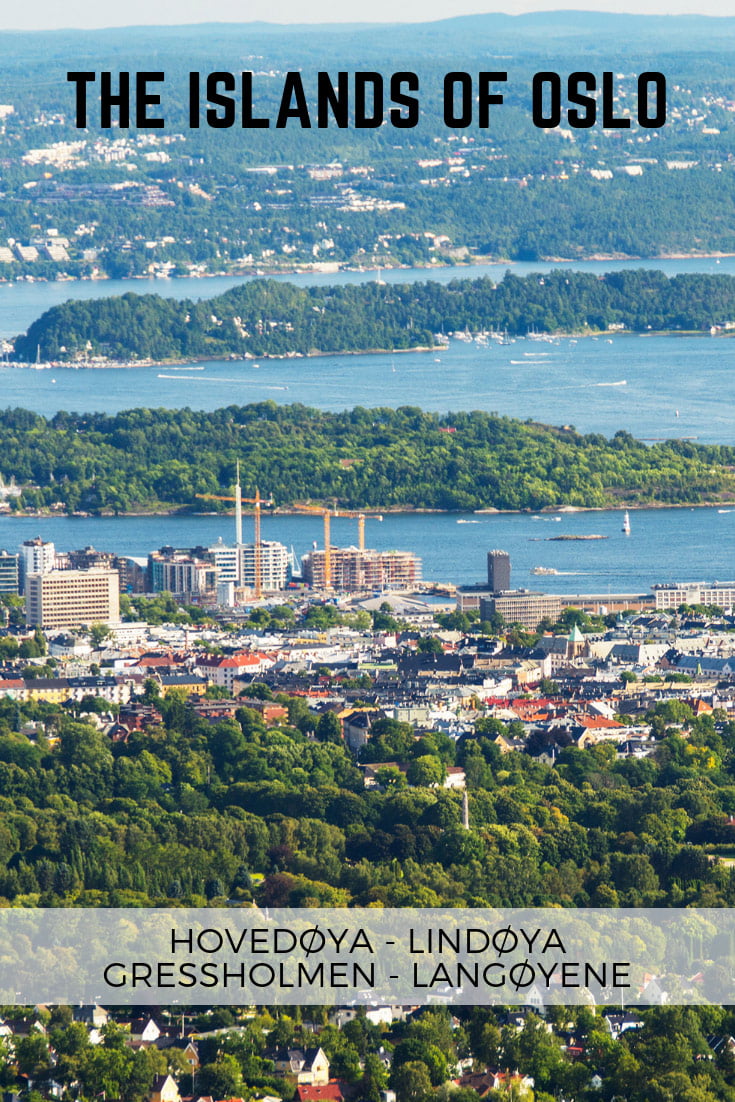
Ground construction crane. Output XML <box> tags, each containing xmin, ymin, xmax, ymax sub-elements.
<box><xmin>291</xmin><ymin>504</ymin><xmax>334</xmax><ymax>588</ymax></box>
<box><xmin>195</xmin><ymin>464</ymin><xmax>273</xmax><ymax>598</ymax></box>
<box><xmin>291</xmin><ymin>503</ymin><xmax>383</xmax><ymax>588</ymax></box>
<box><xmin>337</xmin><ymin>509</ymin><xmax>383</xmax><ymax>551</ymax></box>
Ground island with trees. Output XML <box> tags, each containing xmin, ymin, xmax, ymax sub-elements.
<box><xmin>0</xmin><ymin>402</ymin><xmax>734</xmax><ymax>514</ymax></box>
<box><xmin>14</xmin><ymin>270</ymin><xmax>735</xmax><ymax>363</ymax></box>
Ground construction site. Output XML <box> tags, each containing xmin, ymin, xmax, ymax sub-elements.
<box><xmin>182</xmin><ymin>466</ymin><xmax>422</xmax><ymax>601</ymax></box>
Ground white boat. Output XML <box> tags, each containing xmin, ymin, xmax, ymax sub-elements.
<box><xmin>622</xmin><ymin>510</ymin><xmax>631</xmax><ymax>535</ymax></box>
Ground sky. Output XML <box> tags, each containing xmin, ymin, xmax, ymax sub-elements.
<box><xmin>9</xmin><ymin>0</ymin><xmax>735</xmax><ymax>31</ymax></box>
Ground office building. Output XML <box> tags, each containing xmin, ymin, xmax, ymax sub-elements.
<box><xmin>25</xmin><ymin>568</ymin><xmax>120</xmax><ymax>630</ymax></box>
<box><xmin>488</xmin><ymin>549</ymin><xmax>511</xmax><ymax>592</ymax></box>
<box><xmin>480</xmin><ymin>591</ymin><xmax>563</xmax><ymax>631</ymax></box>
<box><xmin>456</xmin><ymin>548</ymin><xmax>512</xmax><ymax>611</ymax></box>
<box><xmin>653</xmin><ymin>582</ymin><xmax>735</xmax><ymax>612</ymax></box>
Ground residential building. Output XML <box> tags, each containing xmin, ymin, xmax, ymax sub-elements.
<box><xmin>240</xmin><ymin>540</ymin><xmax>290</xmax><ymax>592</ymax></box>
<box><xmin>67</xmin><ymin>546</ymin><xmax>147</xmax><ymax>594</ymax></box>
<box><xmin>270</xmin><ymin>1047</ymin><xmax>330</xmax><ymax>1086</ymax></box>
<box><xmin>149</xmin><ymin>1075</ymin><xmax>180</xmax><ymax>1102</ymax></box>
<box><xmin>302</xmin><ymin>547</ymin><xmax>421</xmax><ymax>591</ymax></box>
<box><xmin>195</xmin><ymin>651</ymin><xmax>274</xmax><ymax>690</ymax></box>
<box><xmin>149</xmin><ymin>549</ymin><xmax>219</xmax><ymax>598</ymax></box>
<box><xmin>0</xmin><ymin>550</ymin><xmax>19</xmax><ymax>594</ymax></box>
<box><xmin>154</xmin><ymin>539</ymin><xmax>290</xmax><ymax>596</ymax></box>
<box><xmin>206</xmin><ymin>538</ymin><xmax>240</xmax><ymax>585</ymax></box>
<box><xmin>20</xmin><ymin>537</ymin><xmax>55</xmax><ymax>592</ymax></box>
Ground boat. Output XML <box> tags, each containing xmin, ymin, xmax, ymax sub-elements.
<box><xmin>622</xmin><ymin>510</ymin><xmax>631</xmax><ymax>535</ymax></box>
<box><xmin>531</xmin><ymin>566</ymin><xmax>559</xmax><ymax>575</ymax></box>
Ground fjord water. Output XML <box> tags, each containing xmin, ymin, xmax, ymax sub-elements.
<box><xmin>0</xmin><ymin>258</ymin><xmax>733</xmax><ymax>586</ymax></box>
<box><xmin>0</xmin><ymin>256</ymin><xmax>734</xmax><ymax>443</ymax></box>
<box><xmin>0</xmin><ymin>507</ymin><xmax>730</xmax><ymax>594</ymax></box>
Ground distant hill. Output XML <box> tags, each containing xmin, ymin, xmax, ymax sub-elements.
<box><xmin>6</xmin><ymin>11</ymin><xmax>735</xmax><ymax>57</ymax></box>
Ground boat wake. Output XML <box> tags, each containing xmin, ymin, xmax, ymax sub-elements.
<box><xmin>158</xmin><ymin>375</ymin><xmax>288</xmax><ymax>389</ymax></box>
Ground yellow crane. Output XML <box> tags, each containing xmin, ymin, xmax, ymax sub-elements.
<box><xmin>196</xmin><ymin>470</ymin><xmax>273</xmax><ymax>598</ymax></box>
<box><xmin>291</xmin><ymin>504</ymin><xmax>334</xmax><ymax>588</ymax></box>
<box><xmin>291</xmin><ymin>503</ymin><xmax>383</xmax><ymax>588</ymax></box>
<box><xmin>337</xmin><ymin>509</ymin><xmax>384</xmax><ymax>551</ymax></box>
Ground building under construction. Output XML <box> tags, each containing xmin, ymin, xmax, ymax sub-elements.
<box><xmin>302</xmin><ymin>546</ymin><xmax>421</xmax><ymax>592</ymax></box>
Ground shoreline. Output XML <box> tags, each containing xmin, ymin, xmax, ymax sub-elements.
<box><xmin>3</xmin><ymin>500</ymin><xmax>733</xmax><ymax>521</ymax></box>
<box><xmin>4</xmin><ymin>250</ymin><xmax>735</xmax><ymax>289</ymax></box>
<box><xmin>8</xmin><ymin>328</ymin><xmax>735</xmax><ymax>371</ymax></box>
<box><xmin>5</xmin><ymin>344</ymin><xmax>444</xmax><ymax>371</ymax></box>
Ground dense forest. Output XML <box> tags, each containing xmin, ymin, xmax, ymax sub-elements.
<box><xmin>1</xmin><ymin>403</ymin><xmax>734</xmax><ymax>513</ymax></box>
<box><xmin>15</xmin><ymin>270</ymin><xmax>735</xmax><ymax>362</ymax></box>
<box><xmin>0</xmin><ymin>693</ymin><xmax>733</xmax><ymax>912</ymax></box>
<box><xmin>1</xmin><ymin>664</ymin><xmax>735</xmax><ymax>1095</ymax></box>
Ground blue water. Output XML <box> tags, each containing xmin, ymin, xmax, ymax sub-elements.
<box><xmin>0</xmin><ymin>258</ymin><xmax>734</xmax><ymax>442</ymax></box>
<box><xmin>3</xmin><ymin>253</ymin><xmax>735</xmax><ymax>342</ymax></box>
<box><xmin>0</xmin><ymin>506</ymin><xmax>732</xmax><ymax>591</ymax></box>
<box><xmin>0</xmin><ymin>260</ymin><xmax>733</xmax><ymax>588</ymax></box>
<box><xmin>0</xmin><ymin>333</ymin><xmax>730</xmax><ymax>443</ymax></box>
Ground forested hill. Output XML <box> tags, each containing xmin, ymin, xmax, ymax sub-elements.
<box><xmin>14</xmin><ymin>269</ymin><xmax>735</xmax><ymax>363</ymax></box>
<box><xmin>2</xmin><ymin>404</ymin><xmax>735</xmax><ymax>514</ymax></box>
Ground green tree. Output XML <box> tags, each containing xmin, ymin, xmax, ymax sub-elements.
<box><xmin>407</xmin><ymin>755</ymin><xmax>446</xmax><ymax>787</ymax></box>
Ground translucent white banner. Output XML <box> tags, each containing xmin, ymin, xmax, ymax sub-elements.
<box><xmin>0</xmin><ymin>908</ymin><xmax>732</xmax><ymax>1005</ymax></box>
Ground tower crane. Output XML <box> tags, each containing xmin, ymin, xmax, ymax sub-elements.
<box><xmin>196</xmin><ymin>464</ymin><xmax>273</xmax><ymax>598</ymax></box>
<box><xmin>291</xmin><ymin>504</ymin><xmax>334</xmax><ymax>588</ymax></box>
<box><xmin>291</xmin><ymin>503</ymin><xmax>383</xmax><ymax>588</ymax></box>
<box><xmin>337</xmin><ymin>509</ymin><xmax>383</xmax><ymax>551</ymax></box>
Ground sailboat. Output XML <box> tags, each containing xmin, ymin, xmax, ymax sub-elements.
<box><xmin>622</xmin><ymin>510</ymin><xmax>631</xmax><ymax>535</ymax></box>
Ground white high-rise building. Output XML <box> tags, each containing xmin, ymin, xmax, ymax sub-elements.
<box><xmin>20</xmin><ymin>537</ymin><xmax>56</xmax><ymax>593</ymax></box>
<box><xmin>240</xmin><ymin>541</ymin><xmax>290</xmax><ymax>592</ymax></box>
<box><xmin>208</xmin><ymin>532</ymin><xmax>289</xmax><ymax>595</ymax></box>
<box><xmin>208</xmin><ymin>538</ymin><xmax>240</xmax><ymax>584</ymax></box>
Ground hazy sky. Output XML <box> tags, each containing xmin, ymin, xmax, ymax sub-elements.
<box><xmin>8</xmin><ymin>0</ymin><xmax>735</xmax><ymax>31</ymax></box>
